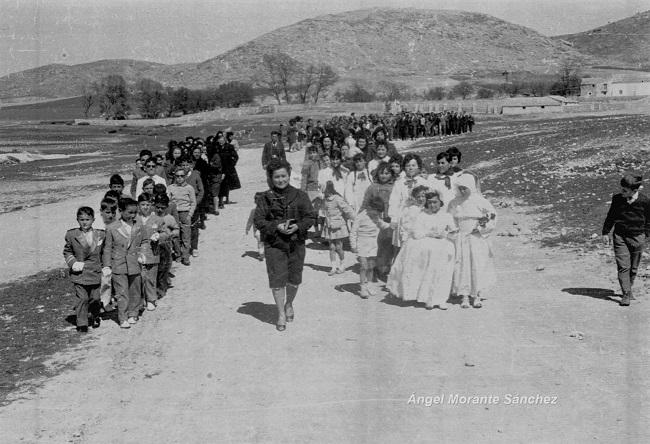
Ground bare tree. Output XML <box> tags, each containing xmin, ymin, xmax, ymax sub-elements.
<box><xmin>81</xmin><ymin>82</ymin><xmax>97</xmax><ymax>118</ymax></box>
<box><xmin>262</xmin><ymin>52</ymin><xmax>299</xmax><ymax>104</ymax></box>
<box><xmin>312</xmin><ymin>64</ymin><xmax>338</xmax><ymax>103</ymax></box>
<box><xmin>98</xmin><ymin>75</ymin><xmax>130</xmax><ymax>120</ymax></box>
<box><xmin>378</xmin><ymin>80</ymin><xmax>410</xmax><ymax>101</ymax></box>
<box><xmin>295</xmin><ymin>64</ymin><xmax>317</xmax><ymax>104</ymax></box>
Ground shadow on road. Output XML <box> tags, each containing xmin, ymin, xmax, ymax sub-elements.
<box><xmin>237</xmin><ymin>301</ymin><xmax>277</xmax><ymax>325</ymax></box>
<box><xmin>241</xmin><ymin>251</ymin><xmax>264</xmax><ymax>261</ymax></box>
<box><xmin>561</xmin><ymin>287</ymin><xmax>619</xmax><ymax>303</ymax></box>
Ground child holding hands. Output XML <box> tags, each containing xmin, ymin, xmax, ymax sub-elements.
<box><xmin>322</xmin><ymin>181</ymin><xmax>356</xmax><ymax>275</ymax></box>
<box><xmin>350</xmin><ymin>196</ymin><xmax>390</xmax><ymax>298</ymax></box>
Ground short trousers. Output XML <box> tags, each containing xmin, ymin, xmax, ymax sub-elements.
<box><xmin>264</xmin><ymin>242</ymin><xmax>306</xmax><ymax>288</ymax></box>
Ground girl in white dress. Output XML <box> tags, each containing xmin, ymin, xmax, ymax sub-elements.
<box><xmin>387</xmin><ymin>191</ymin><xmax>458</xmax><ymax>309</ymax></box>
<box><xmin>344</xmin><ymin>153</ymin><xmax>373</xmax><ymax>213</ymax></box>
<box><xmin>448</xmin><ymin>173</ymin><xmax>497</xmax><ymax>308</ymax></box>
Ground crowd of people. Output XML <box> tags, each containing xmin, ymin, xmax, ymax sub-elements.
<box><xmin>254</xmin><ymin>113</ymin><xmax>496</xmax><ymax>331</ymax></box>
<box><xmin>63</xmin><ymin>132</ymin><xmax>240</xmax><ymax>332</ymax></box>
<box><xmin>274</xmin><ymin>110</ymin><xmax>475</xmax><ymax>154</ymax></box>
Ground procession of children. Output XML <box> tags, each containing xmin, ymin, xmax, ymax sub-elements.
<box><xmin>298</xmin><ymin>137</ymin><xmax>497</xmax><ymax>312</ymax></box>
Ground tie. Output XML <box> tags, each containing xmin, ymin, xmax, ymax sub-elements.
<box><xmin>405</xmin><ymin>178</ymin><xmax>417</xmax><ymax>188</ymax></box>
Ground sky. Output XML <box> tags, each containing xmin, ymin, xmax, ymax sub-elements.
<box><xmin>1</xmin><ymin>0</ymin><xmax>649</xmax><ymax>77</ymax></box>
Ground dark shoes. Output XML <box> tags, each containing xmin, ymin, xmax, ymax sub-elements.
<box><xmin>91</xmin><ymin>315</ymin><xmax>101</xmax><ymax>329</ymax></box>
<box><xmin>620</xmin><ymin>292</ymin><xmax>631</xmax><ymax>306</ymax></box>
<box><xmin>76</xmin><ymin>326</ymin><xmax>89</xmax><ymax>333</ymax></box>
<box><xmin>181</xmin><ymin>258</ymin><xmax>191</xmax><ymax>266</ymax></box>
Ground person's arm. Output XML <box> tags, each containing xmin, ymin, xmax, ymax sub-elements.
<box><xmin>339</xmin><ymin>197</ymin><xmax>356</xmax><ymax>221</ymax></box>
<box><xmin>130</xmin><ymin>172</ymin><xmax>138</xmax><ymax>198</ymax></box>
<box><xmin>194</xmin><ymin>172</ymin><xmax>204</xmax><ymax>204</ymax></box>
<box><xmin>134</xmin><ymin>177</ymin><xmax>143</xmax><ymax>200</ymax></box>
<box><xmin>245</xmin><ymin>209</ymin><xmax>255</xmax><ymax>234</ymax></box>
<box><xmin>63</xmin><ymin>232</ymin><xmax>77</xmax><ymax>268</ymax></box>
<box><xmin>294</xmin><ymin>192</ymin><xmax>316</xmax><ymax>236</ymax></box>
<box><xmin>253</xmin><ymin>194</ymin><xmax>280</xmax><ymax>237</ymax></box>
<box><xmin>102</xmin><ymin>228</ymin><xmax>113</xmax><ymax>270</ymax></box>
<box><xmin>387</xmin><ymin>182</ymin><xmax>401</xmax><ymax>226</ymax></box>
<box><xmin>349</xmin><ymin>216</ymin><xmax>359</xmax><ymax>253</ymax></box>
<box><xmin>188</xmin><ymin>186</ymin><xmax>197</xmax><ymax>217</ymax></box>
<box><xmin>602</xmin><ymin>194</ymin><xmax>617</xmax><ymax>241</ymax></box>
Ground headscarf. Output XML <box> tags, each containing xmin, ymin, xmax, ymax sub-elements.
<box><xmin>454</xmin><ymin>173</ymin><xmax>477</xmax><ymax>196</ymax></box>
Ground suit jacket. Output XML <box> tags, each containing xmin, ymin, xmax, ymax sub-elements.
<box><xmin>135</xmin><ymin>214</ymin><xmax>167</xmax><ymax>264</ymax></box>
<box><xmin>261</xmin><ymin>141</ymin><xmax>286</xmax><ymax>168</ymax></box>
<box><xmin>63</xmin><ymin>228</ymin><xmax>105</xmax><ymax>285</ymax></box>
<box><xmin>102</xmin><ymin>220</ymin><xmax>143</xmax><ymax>275</ymax></box>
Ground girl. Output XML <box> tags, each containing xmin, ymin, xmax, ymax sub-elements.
<box><xmin>350</xmin><ymin>196</ymin><xmax>390</xmax><ymax>298</ymax></box>
<box><xmin>367</xmin><ymin>143</ymin><xmax>391</xmax><ymax>177</ymax></box>
<box><xmin>427</xmin><ymin>151</ymin><xmax>457</xmax><ymax>209</ymax></box>
<box><xmin>314</xmin><ymin>153</ymin><xmax>332</xmax><ymax>236</ymax></box>
<box><xmin>388</xmin><ymin>153</ymin><xmax>429</xmax><ymax>251</ymax></box>
<box><xmin>387</xmin><ymin>191</ymin><xmax>457</xmax><ymax>310</ymax></box>
<box><xmin>448</xmin><ymin>174</ymin><xmax>497</xmax><ymax>308</ymax></box>
<box><xmin>389</xmin><ymin>154</ymin><xmax>404</xmax><ymax>179</ymax></box>
<box><xmin>344</xmin><ymin>153</ymin><xmax>373</xmax><ymax>214</ymax></box>
<box><xmin>216</xmin><ymin>134</ymin><xmax>240</xmax><ymax>207</ymax></box>
<box><xmin>245</xmin><ymin>192</ymin><xmax>265</xmax><ymax>261</ymax></box>
<box><xmin>319</xmin><ymin>151</ymin><xmax>348</xmax><ymax>197</ymax></box>
<box><xmin>363</xmin><ymin>162</ymin><xmax>396</xmax><ymax>280</ymax></box>
<box><xmin>322</xmin><ymin>181</ymin><xmax>356</xmax><ymax>275</ymax></box>
<box><xmin>164</xmin><ymin>143</ymin><xmax>183</xmax><ymax>184</ymax></box>
<box><xmin>254</xmin><ymin>159</ymin><xmax>316</xmax><ymax>331</ymax></box>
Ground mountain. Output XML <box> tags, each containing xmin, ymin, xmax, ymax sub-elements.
<box><xmin>554</xmin><ymin>10</ymin><xmax>650</xmax><ymax>69</ymax></box>
<box><xmin>0</xmin><ymin>8</ymin><xmax>590</xmax><ymax>99</ymax></box>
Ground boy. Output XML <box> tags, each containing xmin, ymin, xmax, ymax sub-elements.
<box><xmin>602</xmin><ymin>174</ymin><xmax>650</xmax><ymax>306</ymax></box>
<box><xmin>63</xmin><ymin>207</ymin><xmax>105</xmax><ymax>332</ymax></box>
<box><xmin>98</xmin><ymin>198</ymin><xmax>118</xmax><ymax>310</ymax></box>
<box><xmin>154</xmin><ymin>194</ymin><xmax>179</xmax><ymax>299</ymax></box>
<box><xmin>135</xmin><ymin>193</ymin><xmax>166</xmax><ymax>312</ymax></box>
<box><xmin>182</xmin><ymin>156</ymin><xmax>204</xmax><ymax>257</ymax></box>
<box><xmin>135</xmin><ymin>159</ymin><xmax>166</xmax><ymax>199</ymax></box>
<box><xmin>109</xmin><ymin>174</ymin><xmax>130</xmax><ymax>200</ymax></box>
<box><xmin>168</xmin><ymin>167</ymin><xmax>196</xmax><ymax>266</ymax></box>
<box><xmin>102</xmin><ymin>198</ymin><xmax>143</xmax><ymax>328</ymax></box>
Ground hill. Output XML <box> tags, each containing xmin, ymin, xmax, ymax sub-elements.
<box><xmin>0</xmin><ymin>8</ymin><xmax>590</xmax><ymax>99</ymax></box>
<box><xmin>0</xmin><ymin>59</ymin><xmax>169</xmax><ymax>99</ymax></box>
<box><xmin>554</xmin><ymin>10</ymin><xmax>650</xmax><ymax>69</ymax></box>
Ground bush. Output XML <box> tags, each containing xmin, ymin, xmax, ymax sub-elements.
<box><xmin>476</xmin><ymin>88</ymin><xmax>495</xmax><ymax>99</ymax></box>
<box><xmin>337</xmin><ymin>83</ymin><xmax>376</xmax><ymax>103</ymax></box>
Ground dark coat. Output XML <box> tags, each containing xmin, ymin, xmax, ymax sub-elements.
<box><xmin>261</xmin><ymin>140</ymin><xmax>286</xmax><ymax>169</ymax></box>
<box><xmin>63</xmin><ymin>228</ymin><xmax>105</xmax><ymax>285</ymax></box>
<box><xmin>253</xmin><ymin>186</ymin><xmax>316</xmax><ymax>251</ymax></box>
<box><xmin>218</xmin><ymin>143</ymin><xmax>241</xmax><ymax>191</ymax></box>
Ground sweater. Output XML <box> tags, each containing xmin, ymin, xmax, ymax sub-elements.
<box><xmin>168</xmin><ymin>183</ymin><xmax>197</xmax><ymax>215</ymax></box>
<box><xmin>602</xmin><ymin>192</ymin><xmax>650</xmax><ymax>236</ymax></box>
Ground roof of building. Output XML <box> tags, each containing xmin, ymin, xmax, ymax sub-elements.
<box><xmin>581</xmin><ymin>77</ymin><xmax>606</xmax><ymax>85</ymax></box>
<box><xmin>548</xmin><ymin>95</ymin><xmax>579</xmax><ymax>104</ymax></box>
<box><xmin>501</xmin><ymin>97</ymin><xmax>562</xmax><ymax>107</ymax></box>
<box><xmin>610</xmin><ymin>73</ymin><xmax>650</xmax><ymax>84</ymax></box>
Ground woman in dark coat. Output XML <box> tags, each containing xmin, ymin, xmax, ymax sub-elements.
<box><xmin>192</xmin><ymin>146</ymin><xmax>210</xmax><ymax>227</ymax></box>
<box><xmin>215</xmin><ymin>134</ymin><xmax>241</xmax><ymax>208</ymax></box>
<box><xmin>254</xmin><ymin>159</ymin><xmax>316</xmax><ymax>331</ymax></box>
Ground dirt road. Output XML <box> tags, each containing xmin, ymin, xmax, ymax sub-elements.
<box><xmin>0</xmin><ymin>146</ymin><xmax>648</xmax><ymax>443</ymax></box>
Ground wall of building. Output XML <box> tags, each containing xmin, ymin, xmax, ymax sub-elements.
<box><xmin>501</xmin><ymin>105</ymin><xmax>562</xmax><ymax>115</ymax></box>
<box><xmin>606</xmin><ymin>81</ymin><xmax>650</xmax><ymax>97</ymax></box>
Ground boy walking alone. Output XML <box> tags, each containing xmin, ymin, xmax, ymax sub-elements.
<box><xmin>602</xmin><ymin>174</ymin><xmax>650</xmax><ymax>306</ymax></box>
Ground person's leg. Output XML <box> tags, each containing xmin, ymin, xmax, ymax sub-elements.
<box><xmin>88</xmin><ymin>284</ymin><xmax>102</xmax><ymax>327</ymax></box>
<box><xmin>74</xmin><ymin>283</ymin><xmax>90</xmax><ymax>328</ymax></box>
<box><xmin>328</xmin><ymin>241</ymin><xmax>337</xmax><ymax>275</ymax></box>
<box><xmin>359</xmin><ymin>257</ymin><xmax>369</xmax><ymax>298</ymax></box>
<box><xmin>157</xmin><ymin>251</ymin><xmax>170</xmax><ymax>300</ymax></box>
<box><xmin>285</xmin><ymin>284</ymin><xmax>298</xmax><ymax>321</ymax></box>
<box><xmin>367</xmin><ymin>257</ymin><xmax>377</xmax><ymax>294</ymax></box>
<box><xmin>335</xmin><ymin>240</ymin><xmax>345</xmax><ymax>272</ymax></box>
<box><xmin>190</xmin><ymin>211</ymin><xmax>200</xmax><ymax>255</ymax></box>
<box><xmin>112</xmin><ymin>274</ymin><xmax>129</xmax><ymax>326</ymax></box>
<box><xmin>284</xmin><ymin>242</ymin><xmax>305</xmax><ymax>321</ymax></box>
<box><xmin>142</xmin><ymin>264</ymin><xmax>158</xmax><ymax>309</ymax></box>
<box><xmin>613</xmin><ymin>233</ymin><xmax>632</xmax><ymax>304</ymax></box>
<box><xmin>271</xmin><ymin>288</ymin><xmax>287</xmax><ymax>330</ymax></box>
<box><xmin>126</xmin><ymin>274</ymin><xmax>142</xmax><ymax>321</ymax></box>
<box><xmin>178</xmin><ymin>211</ymin><xmax>191</xmax><ymax>264</ymax></box>
<box><xmin>627</xmin><ymin>233</ymin><xmax>645</xmax><ymax>299</ymax></box>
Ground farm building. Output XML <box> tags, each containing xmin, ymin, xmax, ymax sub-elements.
<box><xmin>500</xmin><ymin>97</ymin><xmax>563</xmax><ymax>114</ymax></box>
<box><xmin>580</xmin><ymin>74</ymin><xmax>650</xmax><ymax>97</ymax></box>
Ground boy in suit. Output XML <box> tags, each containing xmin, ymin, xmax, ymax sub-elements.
<box><xmin>102</xmin><ymin>198</ymin><xmax>143</xmax><ymax>328</ymax></box>
<box><xmin>602</xmin><ymin>174</ymin><xmax>650</xmax><ymax>306</ymax></box>
<box><xmin>63</xmin><ymin>207</ymin><xmax>105</xmax><ymax>332</ymax></box>
<box><xmin>135</xmin><ymin>193</ymin><xmax>167</xmax><ymax>312</ymax></box>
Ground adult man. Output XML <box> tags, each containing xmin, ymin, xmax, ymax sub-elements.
<box><xmin>134</xmin><ymin>159</ymin><xmax>166</xmax><ymax>199</ymax></box>
<box><xmin>261</xmin><ymin>131</ymin><xmax>286</xmax><ymax>171</ymax></box>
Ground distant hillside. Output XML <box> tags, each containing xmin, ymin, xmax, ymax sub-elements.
<box><xmin>555</xmin><ymin>10</ymin><xmax>650</xmax><ymax>69</ymax></box>
<box><xmin>0</xmin><ymin>7</ymin><xmax>591</xmax><ymax>99</ymax></box>
<box><xmin>0</xmin><ymin>59</ymin><xmax>169</xmax><ymax>99</ymax></box>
